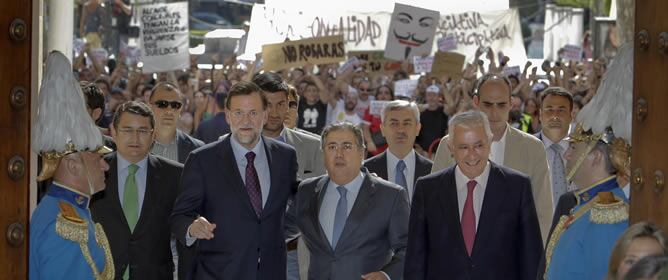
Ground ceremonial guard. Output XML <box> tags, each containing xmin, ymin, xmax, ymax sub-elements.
<box><xmin>543</xmin><ymin>44</ymin><xmax>634</xmax><ymax>280</ymax></box>
<box><xmin>29</xmin><ymin>51</ymin><xmax>115</xmax><ymax>280</ymax></box>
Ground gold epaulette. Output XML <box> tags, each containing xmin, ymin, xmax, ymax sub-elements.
<box><xmin>589</xmin><ymin>196</ymin><xmax>629</xmax><ymax>225</ymax></box>
<box><xmin>56</xmin><ymin>202</ymin><xmax>88</xmax><ymax>244</ymax></box>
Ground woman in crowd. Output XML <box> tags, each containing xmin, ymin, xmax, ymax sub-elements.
<box><xmin>362</xmin><ymin>84</ymin><xmax>394</xmax><ymax>157</ymax></box>
<box><xmin>607</xmin><ymin>222</ymin><xmax>668</xmax><ymax>280</ymax></box>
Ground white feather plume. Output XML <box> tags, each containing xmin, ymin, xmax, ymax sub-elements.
<box><xmin>32</xmin><ymin>51</ymin><xmax>103</xmax><ymax>154</ymax></box>
<box><xmin>576</xmin><ymin>43</ymin><xmax>633</xmax><ymax>144</ymax></box>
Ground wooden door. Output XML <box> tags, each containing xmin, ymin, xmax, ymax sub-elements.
<box><xmin>630</xmin><ymin>1</ymin><xmax>668</xmax><ymax>227</ymax></box>
<box><xmin>0</xmin><ymin>1</ymin><xmax>31</xmax><ymax>278</ymax></box>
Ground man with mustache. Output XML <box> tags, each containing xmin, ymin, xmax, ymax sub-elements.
<box><xmin>364</xmin><ymin>100</ymin><xmax>433</xmax><ymax>204</ymax></box>
<box><xmin>171</xmin><ymin>81</ymin><xmax>298</xmax><ymax>279</ymax></box>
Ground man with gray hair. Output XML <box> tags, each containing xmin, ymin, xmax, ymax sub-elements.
<box><xmin>364</xmin><ymin>100</ymin><xmax>433</xmax><ymax>203</ymax></box>
<box><xmin>296</xmin><ymin>122</ymin><xmax>410</xmax><ymax>280</ymax></box>
<box><xmin>405</xmin><ymin>110</ymin><xmax>543</xmax><ymax>280</ymax></box>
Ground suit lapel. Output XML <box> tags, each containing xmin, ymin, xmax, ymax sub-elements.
<box><xmin>413</xmin><ymin>151</ymin><xmax>430</xmax><ymax>185</ymax></box>
<box><xmin>263</xmin><ymin>137</ymin><xmax>278</xmax><ymax>217</ymax></box>
<box><xmin>471</xmin><ymin>163</ymin><xmax>507</xmax><ymax>258</ymax></box>
<box><xmin>437</xmin><ymin>167</ymin><xmax>468</xmax><ymax>257</ymax></box>
<box><xmin>310</xmin><ymin>176</ymin><xmax>332</xmax><ymax>252</ymax></box>
<box><xmin>105</xmin><ymin>154</ymin><xmax>132</xmax><ymax>234</ymax></box>
<box><xmin>217</xmin><ymin>136</ymin><xmax>257</xmax><ymax>217</ymax></box>
<box><xmin>335</xmin><ymin>170</ymin><xmax>377</xmax><ymax>251</ymax></box>
<box><xmin>132</xmin><ymin>156</ymin><xmax>161</xmax><ymax>237</ymax></box>
<box><xmin>376</xmin><ymin>152</ymin><xmax>389</xmax><ymax>180</ymax></box>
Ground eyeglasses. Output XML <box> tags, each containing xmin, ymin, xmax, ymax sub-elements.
<box><xmin>230</xmin><ymin>110</ymin><xmax>261</xmax><ymax>120</ymax></box>
<box><xmin>153</xmin><ymin>100</ymin><xmax>183</xmax><ymax>109</ymax></box>
<box><xmin>288</xmin><ymin>101</ymin><xmax>298</xmax><ymax>109</ymax></box>
<box><xmin>117</xmin><ymin>128</ymin><xmax>153</xmax><ymax>136</ymax></box>
<box><xmin>324</xmin><ymin>142</ymin><xmax>357</xmax><ymax>152</ymax></box>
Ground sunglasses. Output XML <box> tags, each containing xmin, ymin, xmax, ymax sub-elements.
<box><xmin>153</xmin><ymin>100</ymin><xmax>183</xmax><ymax>109</ymax></box>
<box><xmin>288</xmin><ymin>101</ymin><xmax>298</xmax><ymax>109</ymax></box>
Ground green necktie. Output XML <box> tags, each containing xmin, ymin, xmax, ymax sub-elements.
<box><xmin>123</xmin><ymin>164</ymin><xmax>139</xmax><ymax>232</ymax></box>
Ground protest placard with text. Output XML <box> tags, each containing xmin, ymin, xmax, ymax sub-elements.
<box><xmin>370</xmin><ymin>100</ymin><xmax>391</xmax><ymax>116</ymax></box>
<box><xmin>139</xmin><ymin>1</ymin><xmax>190</xmax><ymax>73</ymax></box>
<box><xmin>347</xmin><ymin>50</ymin><xmax>402</xmax><ymax>74</ymax></box>
<box><xmin>262</xmin><ymin>35</ymin><xmax>346</xmax><ymax>71</ymax></box>
<box><xmin>431</xmin><ymin>51</ymin><xmax>466</xmax><ymax>78</ymax></box>
<box><xmin>562</xmin><ymin>44</ymin><xmax>583</xmax><ymax>61</ymax></box>
<box><xmin>394</xmin><ymin>79</ymin><xmax>419</xmax><ymax>98</ymax></box>
<box><xmin>413</xmin><ymin>56</ymin><xmax>434</xmax><ymax>73</ymax></box>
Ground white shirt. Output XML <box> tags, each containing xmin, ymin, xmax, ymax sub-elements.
<box><xmin>319</xmin><ymin>172</ymin><xmax>365</xmax><ymax>245</ymax></box>
<box><xmin>489</xmin><ymin>125</ymin><xmax>508</xmax><ymax>165</ymax></box>
<box><xmin>327</xmin><ymin>99</ymin><xmax>363</xmax><ymax>126</ymax></box>
<box><xmin>455</xmin><ymin>162</ymin><xmax>491</xmax><ymax>228</ymax></box>
<box><xmin>386</xmin><ymin>149</ymin><xmax>416</xmax><ymax>201</ymax></box>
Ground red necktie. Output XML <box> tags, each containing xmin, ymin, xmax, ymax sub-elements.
<box><xmin>245</xmin><ymin>152</ymin><xmax>263</xmax><ymax>217</ymax></box>
<box><xmin>461</xmin><ymin>180</ymin><xmax>477</xmax><ymax>256</ymax></box>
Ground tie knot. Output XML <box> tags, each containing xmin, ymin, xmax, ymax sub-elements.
<box><xmin>396</xmin><ymin>160</ymin><xmax>406</xmax><ymax>172</ymax></box>
<box><xmin>337</xmin><ymin>185</ymin><xmax>348</xmax><ymax>197</ymax></box>
<box><xmin>245</xmin><ymin>151</ymin><xmax>256</xmax><ymax>162</ymax></box>
<box><xmin>128</xmin><ymin>164</ymin><xmax>138</xmax><ymax>175</ymax></box>
<box><xmin>467</xmin><ymin>180</ymin><xmax>477</xmax><ymax>191</ymax></box>
<box><xmin>550</xmin><ymin>143</ymin><xmax>562</xmax><ymax>153</ymax></box>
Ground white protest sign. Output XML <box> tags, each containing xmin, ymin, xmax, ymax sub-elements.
<box><xmin>247</xmin><ymin>6</ymin><xmax>525</xmax><ymax>63</ymax></box>
<box><xmin>385</xmin><ymin>3</ymin><xmax>439</xmax><ymax>61</ymax></box>
<box><xmin>394</xmin><ymin>79</ymin><xmax>419</xmax><ymax>98</ymax></box>
<box><xmin>89</xmin><ymin>48</ymin><xmax>108</xmax><ymax>67</ymax></box>
<box><xmin>370</xmin><ymin>100</ymin><xmax>391</xmax><ymax>116</ymax></box>
<box><xmin>562</xmin><ymin>44</ymin><xmax>583</xmax><ymax>61</ymax></box>
<box><xmin>337</xmin><ymin>56</ymin><xmax>359</xmax><ymax>74</ymax></box>
<box><xmin>139</xmin><ymin>2</ymin><xmax>190</xmax><ymax>73</ymax></box>
<box><xmin>437</xmin><ymin>34</ymin><xmax>458</xmax><ymax>52</ymax></box>
<box><xmin>413</xmin><ymin>56</ymin><xmax>434</xmax><ymax>73</ymax></box>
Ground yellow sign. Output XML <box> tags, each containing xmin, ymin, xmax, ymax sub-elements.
<box><xmin>431</xmin><ymin>51</ymin><xmax>466</xmax><ymax>78</ymax></box>
<box><xmin>262</xmin><ymin>35</ymin><xmax>346</xmax><ymax>71</ymax></box>
<box><xmin>347</xmin><ymin>50</ymin><xmax>402</xmax><ymax>74</ymax></box>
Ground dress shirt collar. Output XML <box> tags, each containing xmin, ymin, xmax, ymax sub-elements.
<box><xmin>328</xmin><ymin>171</ymin><xmax>365</xmax><ymax>196</ymax></box>
<box><xmin>386</xmin><ymin>149</ymin><xmax>416</xmax><ymax>172</ymax></box>
<box><xmin>540</xmin><ymin>131</ymin><xmax>569</xmax><ymax>152</ymax></box>
<box><xmin>455</xmin><ymin>160</ymin><xmax>491</xmax><ymax>191</ymax></box>
<box><xmin>117</xmin><ymin>154</ymin><xmax>148</xmax><ymax>173</ymax></box>
<box><xmin>230</xmin><ymin>134</ymin><xmax>265</xmax><ymax>157</ymax></box>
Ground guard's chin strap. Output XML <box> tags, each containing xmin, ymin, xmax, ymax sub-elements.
<box><xmin>565</xmin><ymin>140</ymin><xmax>598</xmax><ymax>182</ymax></box>
<box><xmin>77</xmin><ymin>153</ymin><xmax>96</xmax><ymax>196</ymax></box>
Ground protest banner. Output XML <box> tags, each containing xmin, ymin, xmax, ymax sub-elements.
<box><xmin>139</xmin><ymin>1</ymin><xmax>190</xmax><ymax>73</ymax></box>
<box><xmin>370</xmin><ymin>100</ymin><xmax>391</xmax><ymax>116</ymax></box>
<box><xmin>385</xmin><ymin>3</ymin><xmax>439</xmax><ymax>61</ymax></box>
<box><xmin>262</xmin><ymin>35</ymin><xmax>346</xmax><ymax>71</ymax></box>
<box><xmin>394</xmin><ymin>79</ymin><xmax>419</xmax><ymax>98</ymax></box>
<box><xmin>562</xmin><ymin>44</ymin><xmax>583</xmax><ymax>61</ymax></box>
<box><xmin>413</xmin><ymin>56</ymin><xmax>434</xmax><ymax>73</ymax></box>
<box><xmin>431</xmin><ymin>51</ymin><xmax>466</xmax><ymax>78</ymax></box>
<box><xmin>347</xmin><ymin>50</ymin><xmax>402</xmax><ymax>74</ymax></box>
<box><xmin>246</xmin><ymin>5</ymin><xmax>524</xmax><ymax>63</ymax></box>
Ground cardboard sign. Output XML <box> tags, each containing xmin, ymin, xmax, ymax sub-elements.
<box><xmin>394</xmin><ymin>79</ymin><xmax>419</xmax><ymax>98</ymax></box>
<box><xmin>437</xmin><ymin>34</ymin><xmax>457</xmax><ymax>52</ymax></box>
<box><xmin>347</xmin><ymin>50</ymin><xmax>402</xmax><ymax>74</ymax></box>
<box><xmin>139</xmin><ymin>2</ymin><xmax>190</xmax><ymax>73</ymax></box>
<box><xmin>431</xmin><ymin>51</ymin><xmax>466</xmax><ymax>77</ymax></box>
<box><xmin>385</xmin><ymin>3</ymin><xmax>439</xmax><ymax>61</ymax></box>
<box><xmin>370</xmin><ymin>100</ymin><xmax>391</xmax><ymax>116</ymax></box>
<box><xmin>562</xmin><ymin>44</ymin><xmax>583</xmax><ymax>61</ymax></box>
<box><xmin>413</xmin><ymin>55</ymin><xmax>434</xmax><ymax>73</ymax></box>
<box><xmin>262</xmin><ymin>35</ymin><xmax>346</xmax><ymax>71</ymax></box>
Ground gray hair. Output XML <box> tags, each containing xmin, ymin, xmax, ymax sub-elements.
<box><xmin>320</xmin><ymin>122</ymin><xmax>366</xmax><ymax>150</ymax></box>
<box><xmin>381</xmin><ymin>100</ymin><xmax>420</xmax><ymax>123</ymax></box>
<box><xmin>447</xmin><ymin>110</ymin><xmax>493</xmax><ymax>142</ymax></box>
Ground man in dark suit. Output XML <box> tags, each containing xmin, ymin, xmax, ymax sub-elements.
<box><xmin>170</xmin><ymin>81</ymin><xmax>298</xmax><ymax>279</ymax></box>
<box><xmin>296</xmin><ymin>122</ymin><xmax>410</xmax><ymax>280</ymax></box>
<box><xmin>405</xmin><ymin>110</ymin><xmax>543</xmax><ymax>280</ymax></box>
<box><xmin>364</xmin><ymin>100</ymin><xmax>432</xmax><ymax>203</ymax></box>
<box><xmin>91</xmin><ymin>101</ymin><xmax>184</xmax><ymax>279</ymax></box>
<box><xmin>148</xmin><ymin>82</ymin><xmax>204</xmax><ymax>164</ymax></box>
<box><xmin>194</xmin><ymin>92</ymin><xmax>231</xmax><ymax>144</ymax></box>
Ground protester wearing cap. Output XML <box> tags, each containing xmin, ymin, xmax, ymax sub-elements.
<box><xmin>148</xmin><ymin>82</ymin><xmax>204</xmax><ymax>164</ymax></box>
<box><xmin>542</xmin><ymin>44</ymin><xmax>634</xmax><ymax>280</ymax></box>
<box><xmin>415</xmin><ymin>84</ymin><xmax>449</xmax><ymax>155</ymax></box>
<box><xmin>431</xmin><ymin>73</ymin><xmax>554</xmax><ymax>243</ymax></box>
<box><xmin>29</xmin><ymin>51</ymin><xmax>115</xmax><ymax>280</ymax></box>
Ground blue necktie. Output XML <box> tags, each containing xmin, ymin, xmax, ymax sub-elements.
<box><xmin>550</xmin><ymin>144</ymin><xmax>568</xmax><ymax>205</ymax></box>
<box><xmin>332</xmin><ymin>186</ymin><xmax>348</xmax><ymax>248</ymax></box>
<box><xmin>396</xmin><ymin>160</ymin><xmax>408</xmax><ymax>190</ymax></box>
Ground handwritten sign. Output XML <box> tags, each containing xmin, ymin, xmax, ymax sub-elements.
<box><xmin>394</xmin><ymin>79</ymin><xmax>419</xmax><ymax>98</ymax></box>
<box><xmin>370</xmin><ymin>100</ymin><xmax>391</xmax><ymax>116</ymax></box>
<box><xmin>413</xmin><ymin>56</ymin><xmax>434</xmax><ymax>73</ymax></box>
<box><xmin>337</xmin><ymin>56</ymin><xmax>359</xmax><ymax>74</ymax></box>
<box><xmin>437</xmin><ymin>34</ymin><xmax>457</xmax><ymax>51</ymax></box>
<box><xmin>139</xmin><ymin>2</ymin><xmax>190</xmax><ymax>73</ymax></box>
<box><xmin>347</xmin><ymin>50</ymin><xmax>401</xmax><ymax>74</ymax></box>
<box><xmin>262</xmin><ymin>35</ymin><xmax>346</xmax><ymax>71</ymax></box>
<box><xmin>431</xmin><ymin>51</ymin><xmax>466</xmax><ymax>78</ymax></box>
